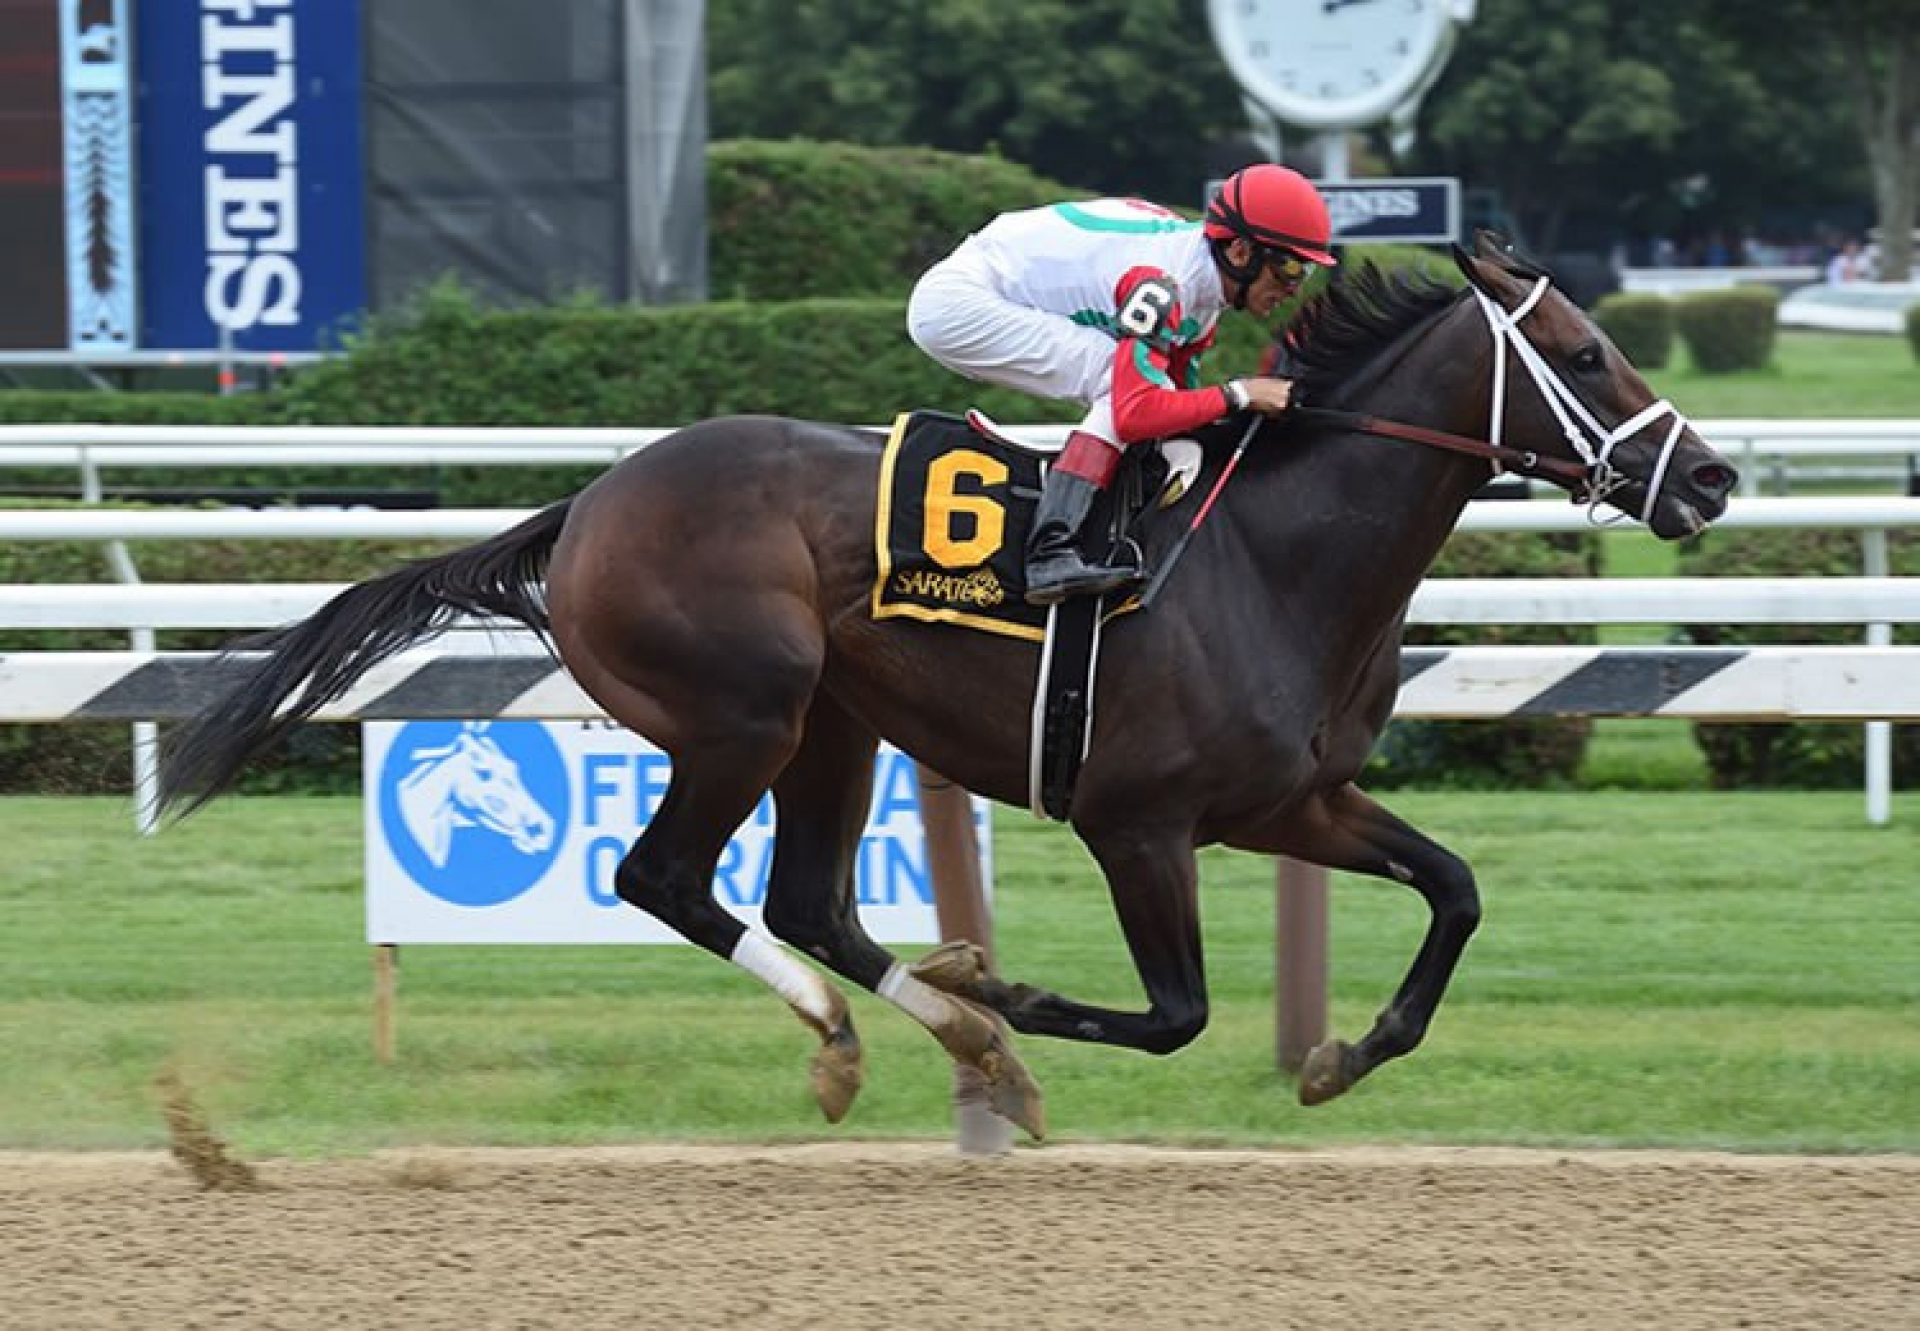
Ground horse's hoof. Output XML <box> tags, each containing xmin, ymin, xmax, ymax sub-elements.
<box><xmin>810</xmin><ymin>1023</ymin><xmax>864</xmax><ymax>1124</ymax></box>
<box><xmin>910</xmin><ymin>940</ymin><xmax>990</xmax><ymax>997</ymax></box>
<box><xmin>978</xmin><ymin>1032</ymin><xmax>1047</xmax><ymax>1141</ymax></box>
<box><xmin>952</xmin><ymin>1066</ymin><xmax>1016</xmax><ymax>1157</ymax></box>
<box><xmin>1298</xmin><ymin>1039</ymin><xmax>1355</xmax><ymax>1107</ymax></box>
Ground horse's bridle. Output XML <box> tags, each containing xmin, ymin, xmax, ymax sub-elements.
<box><xmin>1295</xmin><ymin>277</ymin><xmax>1692</xmax><ymax>525</ymax></box>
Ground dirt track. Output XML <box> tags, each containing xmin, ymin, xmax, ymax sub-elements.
<box><xmin>3</xmin><ymin>1143</ymin><xmax>1917</xmax><ymax>1330</ymax></box>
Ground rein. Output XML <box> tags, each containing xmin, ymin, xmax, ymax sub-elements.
<box><xmin>1290</xmin><ymin>406</ymin><xmax>1592</xmax><ymax>486</ymax></box>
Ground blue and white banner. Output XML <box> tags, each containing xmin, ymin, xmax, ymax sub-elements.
<box><xmin>363</xmin><ymin>721</ymin><xmax>993</xmax><ymax>945</ymax></box>
<box><xmin>134</xmin><ymin>0</ymin><xmax>366</xmax><ymax>351</ymax></box>
<box><xmin>61</xmin><ymin>0</ymin><xmax>139</xmax><ymax>350</ymax></box>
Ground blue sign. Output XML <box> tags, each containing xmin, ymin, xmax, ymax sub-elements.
<box><xmin>376</xmin><ymin>721</ymin><xmax>570</xmax><ymax>908</ymax></box>
<box><xmin>1317</xmin><ymin>177</ymin><xmax>1461</xmax><ymax>246</ymax></box>
<box><xmin>134</xmin><ymin>0</ymin><xmax>366</xmax><ymax>351</ymax></box>
<box><xmin>363</xmin><ymin>723</ymin><xmax>988</xmax><ymax>945</ymax></box>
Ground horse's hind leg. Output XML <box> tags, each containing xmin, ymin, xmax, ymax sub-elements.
<box><xmin>761</xmin><ymin>693</ymin><xmax>1045</xmax><ymax>1139</ymax></box>
<box><xmin>590</xmin><ymin>681</ymin><xmax>866</xmax><ymax>1123</ymax></box>
<box><xmin>1248</xmin><ymin>781</ymin><xmax>1481</xmax><ymax>1105</ymax></box>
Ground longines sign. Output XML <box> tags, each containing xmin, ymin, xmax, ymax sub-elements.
<box><xmin>1316</xmin><ymin>177</ymin><xmax>1461</xmax><ymax>246</ymax></box>
<box><xmin>136</xmin><ymin>0</ymin><xmax>366</xmax><ymax>351</ymax></box>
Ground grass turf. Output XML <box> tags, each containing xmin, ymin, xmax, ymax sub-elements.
<box><xmin>2</xmin><ymin>793</ymin><xmax>1913</xmax><ymax>1156</ymax></box>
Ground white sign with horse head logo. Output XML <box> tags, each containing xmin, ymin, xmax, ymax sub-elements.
<box><xmin>363</xmin><ymin>720</ymin><xmax>989</xmax><ymax>944</ymax></box>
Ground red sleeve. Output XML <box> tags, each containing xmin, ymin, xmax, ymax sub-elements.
<box><xmin>1111</xmin><ymin>337</ymin><xmax>1231</xmax><ymax>444</ymax></box>
<box><xmin>1167</xmin><ymin>323</ymin><xmax>1216</xmax><ymax>389</ymax></box>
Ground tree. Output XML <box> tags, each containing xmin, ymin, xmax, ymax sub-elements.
<box><xmin>1407</xmin><ymin>0</ymin><xmax>1865</xmax><ymax>258</ymax></box>
<box><xmin>707</xmin><ymin>0</ymin><xmax>1247</xmax><ymax>203</ymax></box>
<box><xmin>1696</xmin><ymin>0</ymin><xmax>1918</xmax><ymax>280</ymax></box>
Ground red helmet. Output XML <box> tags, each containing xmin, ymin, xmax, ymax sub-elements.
<box><xmin>1204</xmin><ymin>164</ymin><xmax>1338</xmax><ymax>267</ymax></box>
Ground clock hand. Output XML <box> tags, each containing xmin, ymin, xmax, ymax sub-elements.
<box><xmin>1322</xmin><ymin>0</ymin><xmax>1385</xmax><ymax>11</ymax></box>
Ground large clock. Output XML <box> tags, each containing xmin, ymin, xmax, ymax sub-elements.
<box><xmin>1208</xmin><ymin>0</ymin><xmax>1472</xmax><ymax>132</ymax></box>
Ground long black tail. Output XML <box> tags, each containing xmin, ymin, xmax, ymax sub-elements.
<box><xmin>156</xmin><ymin>498</ymin><xmax>574</xmax><ymax>821</ymax></box>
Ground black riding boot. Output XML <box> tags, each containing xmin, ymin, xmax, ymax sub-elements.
<box><xmin>1023</xmin><ymin>469</ymin><xmax>1137</xmax><ymax>606</ymax></box>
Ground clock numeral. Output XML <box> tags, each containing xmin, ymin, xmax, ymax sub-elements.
<box><xmin>1238</xmin><ymin>0</ymin><xmax>1258</xmax><ymax>14</ymax></box>
<box><xmin>1363</xmin><ymin>69</ymin><xmax>1382</xmax><ymax>87</ymax></box>
<box><xmin>1250</xmin><ymin>39</ymin><xmax>1270</xmax><ymax>58</ymax></box>
<box><xmin>1320</xmin><ymin>81</ymin><xmax>1338</xmax><ymax>98</ymax></box>
<box><xmin>1393</xmin><ymin>38</ymin><xmax>1410</xmax><ymax>55</ymax></box>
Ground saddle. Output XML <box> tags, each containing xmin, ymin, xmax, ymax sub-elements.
<box><xmin>871</xmin><ymin>409</ymin><xmax>1203</xmax><ymax>819</ymax></box>
<box><xmin>871</xmin><ymin>410</ymin><xmax>1197</xmax><ymax>640</ymax></box>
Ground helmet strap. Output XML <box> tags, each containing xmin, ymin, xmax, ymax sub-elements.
<box><xmin>1210</xmin><ymin>236</ymin><xmax>1266</xmax><ymax>311</ymax></box>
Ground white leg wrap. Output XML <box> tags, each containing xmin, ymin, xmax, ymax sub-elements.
<box><xmin>878</xmin><ymin>963</ymin><xmax>955</xmax><ymax>1029</ymax></box>
<box><xmin>729</xmin><ymin>932</ymin><xmax>838</xmax><ymax>1030</ymax></box>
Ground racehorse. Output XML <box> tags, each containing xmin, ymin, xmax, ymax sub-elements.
<box><xmin>156</xmin><ymin>235</ymin><xmax>1737</xmax><ymax>1139</ymax></box>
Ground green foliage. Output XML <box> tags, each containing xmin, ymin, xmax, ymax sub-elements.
<box><xmin>707</xmin><ymin>0</ymin><xmax>1247</xmax><ymax>201</ymax></box>
<box><xmin>1677</xmin><ymin>527</ymin><xmax>1920</xmax><ymax>788</ymax></box>
<box><xmin>709</xmin><ymin>141</ymin><xmax>1075</xmax><ymax>301</ymax></box>
<box><xmin>1365</xmin><ymin>531</ymin><xmax>1601</xmax><ymax>790</ymax></box>
<box><xmin>1593</xmin><ymin>293</ymin><xmax>1675</xmax><ymax>370</ymax></box>
<box><xmin>1414</xmin><ymin>0</ymin><xmax>1865</xmax><ymax>253</ymax></box>
<box><xmin>0</xmin><ymin>392</ymin><xmax>270</xmax><ymax>425</ymax></box>
<box><xmin>273</xmin><ymin>281</ymin><xmax>1075</xmax><ymax>429</ymax></box>
<box><xmin>1907</xmin><ymin>303</ymin><xmax>1920</xmax><ymax>363</ymax></box>
<box><xmin>1672</xmin><ymin>287</ymin><xmax>1778</xmax><ymax>373</ymax></box>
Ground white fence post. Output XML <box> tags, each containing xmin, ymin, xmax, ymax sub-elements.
<box><xmin>79</xmin><ymin>445</ymin><xmax>158</xmax><ymax>835</ymax></box>
<box><xmin>1863</xmin><ymin>529</ymin><xmax>1893</xmax><ymax>826</ymax></box>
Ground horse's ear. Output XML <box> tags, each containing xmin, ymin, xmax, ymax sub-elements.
<box><xmin>1451</xmin><ymin>242</ymin><xmax>1489</xmax><ymax>294</ymax></box>
<box><xmin>1472</xmin><ymin>229</ymin><xmax>1508</xmax><ymax>260</ymax></box>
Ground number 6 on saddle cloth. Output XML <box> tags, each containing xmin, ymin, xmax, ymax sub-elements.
<box><xmin>870</xmin><ymin>408</ymin><xmax>1207</xmax><ymax>819</ymax></box>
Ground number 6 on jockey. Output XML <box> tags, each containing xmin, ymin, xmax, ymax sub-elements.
<box><xmin>904</xmin><ymin>166</ymin><xmax>1338</xmax><ymax>605</ymax></box>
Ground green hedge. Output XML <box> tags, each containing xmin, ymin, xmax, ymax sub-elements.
<box><xmin>1593</xmin><ymin>293</ymin><xmax>1674</xmax><ymax>370</ymax></box>
<box><xmin>1677</xmin><ymin>528</ymin><xmax>1920</xmax><ymax>788</ymax></box>
<box><xmin>1906</xmin><ymin>303</ymin><xmax>1920</xmax><ymax>364</ymax></box>
<box><xmin>1363</xmin><ymin>529</ymin><xmax>1601</xmax><ymax>790</ymax></box>
<box><xmin>1673</xmin><ymin>287</ymin><xmax>1778</xmax><ymax>373</ymax></box>
<box><xmin>709</xmin><ymin>141</ymin><xmax>1077</xmax><ymax>301</ymax></box>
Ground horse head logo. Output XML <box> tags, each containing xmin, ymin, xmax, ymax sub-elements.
<box><xmin>396</xmin><ymin>721</ymin><xmax>556</xmax><ymax>869</ymax></box>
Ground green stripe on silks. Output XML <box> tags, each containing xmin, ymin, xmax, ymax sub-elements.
<box><xmin>1070</xmin><ymin>309</ymin><xmax>1205</xmax><ymax>345</ymax></box>
<box><xmin>1132</xmin><ymin>339</ymin><xmax>1174</xmax><ymax>389</ymax></box>
<box><xmin>1053</xmin><ymin>202</ymin><xmax>1199</xmax><ymax>235</ymax></box>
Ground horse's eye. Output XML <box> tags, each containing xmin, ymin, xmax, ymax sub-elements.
<box><xmin>1571</xmin><ymin>344</ymin><xmax>1604</xmax><ymax>372</ymax></box>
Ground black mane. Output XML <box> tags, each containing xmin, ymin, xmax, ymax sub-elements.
<box><xmin>1278</xmin><ymin>263</ymin><xmax>1462</xmax><ymax>404</ymax></box>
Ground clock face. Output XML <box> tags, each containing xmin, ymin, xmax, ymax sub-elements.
<box><xmin>1208</xmin><ymin>0</ymin><xmax>1455</xmax><ymax>130</ymax></box>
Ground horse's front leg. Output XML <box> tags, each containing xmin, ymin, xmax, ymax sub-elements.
<box><xmin>1233</xmin><ymin>781</ymin><xmax>1481</xmax><ymax>1104</ymax></box>
<box><xmin>915</xmin><ymin>820</ymin><xmax>1208</xmax><ymax>1054</ymax></box>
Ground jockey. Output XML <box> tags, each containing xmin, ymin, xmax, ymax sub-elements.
<box><xmin>907</xmin><ymin>163</ymin><xmax>1337</xmax><ymax>605</ymax></box>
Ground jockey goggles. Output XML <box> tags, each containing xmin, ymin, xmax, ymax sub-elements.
<box><xmin>1268</xmin><ymin>250</ymin><xmax>1312</xmax><ymax>286</ymax></box>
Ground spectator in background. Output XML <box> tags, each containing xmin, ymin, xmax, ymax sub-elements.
<box><xmin>1825</xmin><ymin>240</ymin><xmax>1863</xmax><ymax>285</ymax></box>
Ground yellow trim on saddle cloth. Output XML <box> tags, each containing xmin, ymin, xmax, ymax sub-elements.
<box><xmin>870</xmin><ymin>412</ymin><xmax>1046</xmax><ymax>643</ymax></box>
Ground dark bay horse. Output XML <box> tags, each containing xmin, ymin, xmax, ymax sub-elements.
<box><xmin>157</xmin><ymin>236</ymin><xmax>1737</xmax><ymax>1138</ymax></box>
